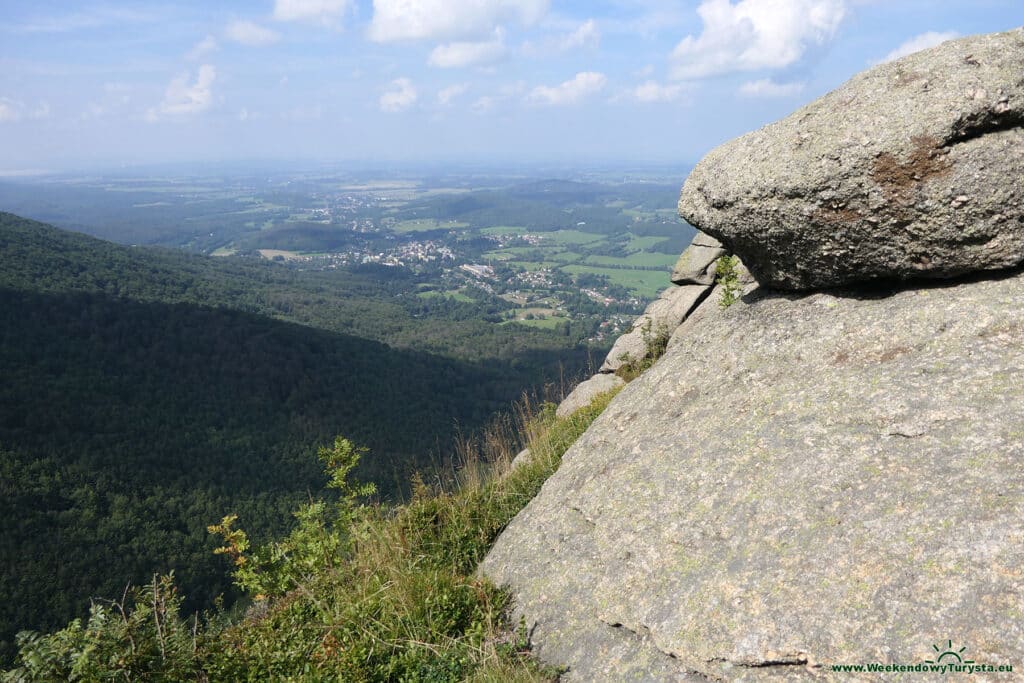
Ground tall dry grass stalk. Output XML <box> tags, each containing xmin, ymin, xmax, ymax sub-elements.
<box><xmin>446</xmin><ymin>384</ymin><xmax>564</xmax><ymax>495</ymax></box>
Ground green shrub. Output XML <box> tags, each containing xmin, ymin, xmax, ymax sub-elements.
<box><xmin>2</xmin><ymin>575</ymin><xmax>203</xmax><ymax>683</ymax></box>
<box><xmin>715</xmin><ymin>255</ymin><xmax>742</xmax><ymax>308</ymax></box>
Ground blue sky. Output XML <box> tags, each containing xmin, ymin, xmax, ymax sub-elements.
<box><xmin>0</xmin><ymin>1</ymin><xmax>1019</xmax><ymax>172</ymax></box>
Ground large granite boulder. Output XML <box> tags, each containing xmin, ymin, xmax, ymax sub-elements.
<box><xmin>482</xmin><ymin>269</ymin><xmax>1024</xmax><ymax>680</ymax></box>
<box><xmin>678</xmin><ymin>28</ymin><xmax>1024</xmax><ymax>291</ymax></box>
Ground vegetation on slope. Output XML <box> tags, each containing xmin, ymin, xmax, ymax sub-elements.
<box><xmin>0</xmin><ymin>212</ymin><xmax>597</xmax><ymax>663</ymax></box>
<box><xmin>2</xmin><ymin>389</ymin><xmax>621</xmax><ymax>682</ymax></box>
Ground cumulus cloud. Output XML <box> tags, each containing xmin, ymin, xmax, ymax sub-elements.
<box><xmin>380</xmin><ymin>77</ymin><xmax>418</xmax><ymax>112</ymax></box>
<box><xmin>560</xmin><ymin>19</ymin><xmax>600</xmax><ymax>51</ymax></box>
<box><xmin>429</xmin><ymin>29</ymin><xmax>506</xmax><ymax>68</ymax></box>
<box><xmin>632</xmin><ymin>80</ymin><xmax>686</xmax><ymax>103</ymax></box>
<box><xmin>369</xmin><ymin>0</ymin><xmax>548</xmax><ymax>42</ymax></box>
<box><xmin>147</xmin><ymin>65</ymin><xmax>216</xmax><ymax>120</ymax></box>
<box><xmin>225</xmin><ymin>20</ymin><xmax>280</xmax><ymax>46</ymax></box>
<box><xmin>274</xmin><ymin>0</ymin><xmax>352</xmax><ymax>25</ymax></box>
<box><xmin>528</xmin><ymin>71</ymin><xmax>606</xmax><ymax>105</ymax></box>
<box><xmin>879</xmin><ymin>30</ymin><xmax>959</xmax><ymax>63</ymax></box>
<box><xmin>187</xmin><ymin>35</ymin><xmax>219</xmax><ymax>61</ymax></box>
<box><xmin>738</xmin><ymin>78</ymin><xmax>805</xmax><ymax>97</ymax></box>
<box><xmin>670</xmin><ymin>0</ymin><xmax>846</xmax><ymax>79</ymax></box>
<box><xmin>437</xmin><ymin>83</ymin><xmax>469</xmax><ymax>105</ymax></box>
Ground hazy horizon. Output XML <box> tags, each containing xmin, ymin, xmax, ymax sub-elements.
<box><xmin>1</xmin><ymin>1</ymin><xmax>1020</xmax><ymax>172</ymax></box>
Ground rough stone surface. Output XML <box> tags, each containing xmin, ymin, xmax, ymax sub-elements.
<box><xmin>678</xmin><ymin>28</ymin><xmax>1024</xmax><ymax>290</ymax></box>
<box><xmin>598</xmin><ymin>327</ymin><xmax>648</xmax><ymax>375</ymax></box>
<box><xmin>556</xmin><ymin>374</ymin><xmax>626</xmax><ymax>418</ymax></box>
<box><xmin>482</xmin><ymin>269</ymin><xmax>1024</xmax><ymax>681</ymax></box>
<box><xmin>510</xmin><ymin>448</ymin><xmax>532</xmax><ymax>469</ymax></box>
<box><xmin>599</xmin><ymin>285</ymin><xmax>710</xmax><ymax>373</ymax></box>
<box><xmin>671</xmin><ymin>231</ymin><xmax>726</xmax><ymax>285</ymax></box>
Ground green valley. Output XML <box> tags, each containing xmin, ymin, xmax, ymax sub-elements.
<box><xmin>0</xmin><ymin>210</ymin><xmax>601</xmax><ymax>664</ymax></box>
<box><xmin>0</xmin><ymin>168</ymin><xmax>695</xmax><ymax>341</ymax></box>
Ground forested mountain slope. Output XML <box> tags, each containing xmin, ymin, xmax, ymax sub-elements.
<box><xmin>0</xmin><ymin>212</ymin><xmax>593</xmax><ymax>663</ymax></box>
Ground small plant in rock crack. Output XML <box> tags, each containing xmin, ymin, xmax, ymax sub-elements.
<box><xmin>715</xmin><ymin>255</ymin><xmax>742</xmax><ymax>309</ymax></box>
<box><xmin>615</xmin><ymin>319</ymin><xmax>671</xmax><ymax>382</ymax></box>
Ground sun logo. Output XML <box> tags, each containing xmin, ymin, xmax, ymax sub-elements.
<box><xmin>925</xmin><ymin>640</ymin><xmax>975</xmax><ymax>665</ymax></box>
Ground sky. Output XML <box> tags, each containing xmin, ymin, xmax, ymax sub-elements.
<box><xmin>0</xmin><ymin>0</ymin><xmax>1020</xmax><ymax>172</ymax></box>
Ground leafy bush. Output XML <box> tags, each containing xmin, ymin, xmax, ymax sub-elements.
<box><xmin>2</xmin><ymin>575</ymin><xmax>203</xmax><ymax>683</ymax></box>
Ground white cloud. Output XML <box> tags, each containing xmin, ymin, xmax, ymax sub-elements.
<box><xmin>632</xmin><ymin>80</ymin><xmax>685</xmax><ymax>103</ymax></box>
<box><xmin>147</xmin><ymin>65</ymin><xmax>217</xmax><ymax>120</ymax></box>
<box><xmin>380</xmin><ymin>77</ymin><xmax>418</xmax><ymax>112</ymax></box>
<box><xmin>225</xmin><ymin>20</ymin><xmax>280</xmax><ymax>46</ymax></box>
<box><xmin>429</xmin><ymin>29</ymin><xmax>507</xmax><ymax>68</ymax></box>
<box><xmin>560</xmin><ymin>19</ymin><xmax>600</xmax><ymax>51</ymax></box>
<box><xmin>437</xmin><ymin>83</ymin><xmax>469</xmax><ymax>105</ymax></box>
<box><xmin>369</xmin><ymin>0</ymin><xmax>548</xmax><ymax>42</ymax></box>
<box><xmin>274</xmin><ymin>0</ymin><xmax>352</xmax><ymax>25</ymax></box>
<box><xmin>0</xmin><ymin>98</ymin><xmax>51</xmax><ymax>123</ymax></box>
<box><xmin>80</xmin><ymin>102</ymin><xmax>106</xmax><ymax>120</ymax></box>
<box><xmin>670</xmin><ymin>0</ymin><xmax>846</xmax><ymax>79</ymax></box>
<box><xmin>738</xmin><ymin>78</ymin><xmax>805</xmax><ymax>97</ymax></box>
<box><xmin>187</xmin><ymin>35</ymin><xmax>219</xmax><ymax>60</ymax></box>
<box><xmin>879</xmin><ymin>30</ymin><xmax>959</xmax><ymax>64</ymax></box>
<box><xmin>520</xmin><ymin>18</ymin><xmax>600</xmax><ymax>57</ymax></box>
<box><xmin>81</xmin><ymin>85</ymin><xmax>131</xmax><ymax>121</ymax></box>
<box><xmin>528</xmin><ymin>71</ymin><xmax>606</xmax><ymax>106</ymax></box>
<box><xmin>471</xmin><ymin>96</ymin><xmax>495</xmax><ymax>113</ymax></box>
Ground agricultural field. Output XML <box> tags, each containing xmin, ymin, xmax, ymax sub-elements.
<box><xmin>0</xmin><ymin>165</ymin><xmax>697</xmax><ymax>339</ymax></box>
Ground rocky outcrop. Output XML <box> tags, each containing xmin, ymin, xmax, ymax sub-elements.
<box><xmin>551</xmin><ymin>230</ymin><xmax>721</xmax><ymax>419</ymax></box>
<box><xmin>490</xmin><ymin>28</ymin><xmax>1024</xmax><ymax>682</ymax></box>
<box><xmin>555</xmin><ymin>374</ymin><xmax>625</xmax><ymax>418</ymax></box>
<box><xmin>671</xmin><ymin>232</ymin><xmax>725</xmax><ymax>286</ymax></box>
<box><xmin>678</xmin><ymin>28</ymin><xmax>1024</xmax><ymax>290</ymax></box>
<box><xmin>598</xmin><ymin>284</ymin><xmax>711</xmax><ymax>374</ymax></box>
<box><xmin>484</xmin><ymin>270</ymin><xmax>1024</xmax><ymax>680</ymax></box>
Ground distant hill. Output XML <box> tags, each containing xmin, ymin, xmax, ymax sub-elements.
<box><xmin>0</xmin><ymin>212</ymin><xmax>593</xmax><ymax>663</ymax></box>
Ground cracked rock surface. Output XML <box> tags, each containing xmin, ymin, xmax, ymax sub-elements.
<box><xmin>481</xmin><ymin>270</ymin><xmax>1024</xmax><ymax>681</ymax></box>
<box><xmin>678</xmin><ymin>28</ymin><xmax>1024</xmax><ymax>291</ymax></box>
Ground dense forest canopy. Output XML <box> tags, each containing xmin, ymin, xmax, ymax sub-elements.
<box><xmin>0</xmin><ymin>212</ymin><xmax>600</xmax><ymax>664</ymax></box>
